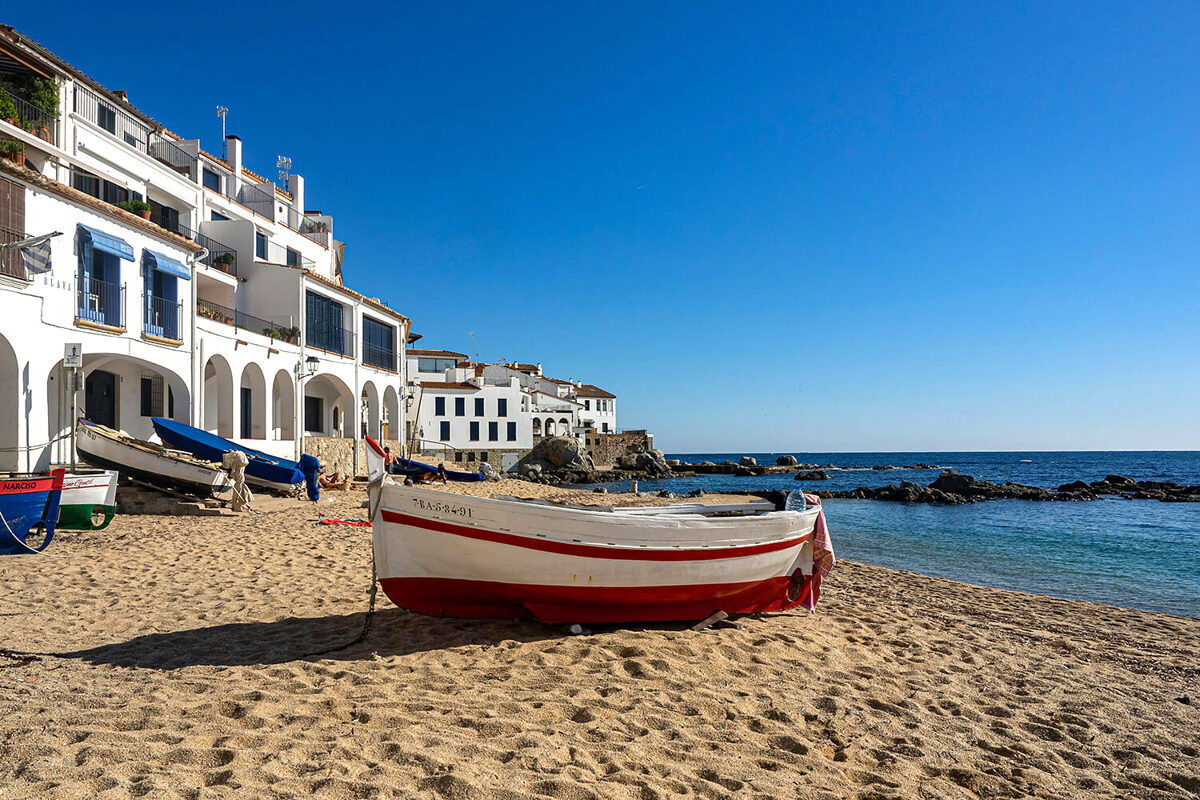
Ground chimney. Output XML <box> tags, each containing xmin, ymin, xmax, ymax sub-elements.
<box><xmin>225</xmin><ymin>134</ymin><xmax>242</xmax><ymax>175</ymax></box>
<box><xmin>536</xmin><ymin>363</ymin><xmax>542</xmax><ymax>376</ymax></box>
<box><xmin>290</xmin><ymin>173</ymin><xmax>305</xmax><ymax>214</ymax></box>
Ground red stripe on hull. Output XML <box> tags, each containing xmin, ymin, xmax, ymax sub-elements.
<box><xmin>0</xmin><ymin>477</ymin><xmax>57</xmax><ymax>495</ymax></box>
<box><xmin>378</xmin><ymin>575</ymin><xmax>815</xmax><ymax>624</ymax></box>
<box><xmin>379</xmin><ymin>510</ymin><xmax>808</xmax><ymax>562</ymax></box>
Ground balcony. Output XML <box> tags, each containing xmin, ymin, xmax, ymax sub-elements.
<box><xmin>76</xmin><ymin>276</ymin><xmax>125</xmax><ymax>330</ymax></box>
<box><xmin>197</xmin><ymin>299</ymin><xmax>299</xmax><ymax>345</ymax></box>
<box><xmin>363</xmin><ymin>343</ymin><xmax>397</xmax><ymax>372</ymax></box>
<box><xmin>260</xmin><ymin>239</ymin><xmax>316</xmax><ymax>270</ymax></box>
<box><xmin>150</xmin><ymin>217</ymin><xmax>238</xmax><ymax>276</ymax></box>
<box><xmin>142</xmin><ymin>292</ymin><xmax>181</xmax><ymax>342</ymax></box>
<box><xmin>1</xmin><ymin>87</ymin><xmax>57</xmax><ymax>147</ymax></box>
<box><xmin>306</xmin><ymin>322</ymin><xmax>355</xmax><ymax>358</ymax></box>
<box><xmin>72</xmin><ymin>84</ymin><xmax>150</xmax><ymax>153</ymax></box>
<box><xmin>238</xmin><ymin>180</ymin><xmax>329</xmax><ymax>245</ymax></box>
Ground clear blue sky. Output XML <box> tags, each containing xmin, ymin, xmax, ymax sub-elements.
<box><xmin>12</xmin><ymin>2</ymin><xmax>1200</xmax><ymax>451</ymax></box>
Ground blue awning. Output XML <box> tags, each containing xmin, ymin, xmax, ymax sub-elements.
<box><xmin>77</xmin><ymin>224</ymin><xmax>134</xmax><ymax>261</ymax></box>
<box><xmin>143</xmin><ymin>249</ymin><xmax>191</xmax><ymax>281</ymax></box>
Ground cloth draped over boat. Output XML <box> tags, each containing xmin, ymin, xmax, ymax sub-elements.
<box><xmin>20</xmin><ymin>239</ymin><xmax>51</xmax><ymax>274</ymax></box>
<box><xmin>76</xmin><ymin>224</ymin><xmax>133</xmax><ymax>261</ymax></box>
<box><xmin>298</xmin><ymin>454</ymin><xmax>321</xmax><ymax>501</ymax></box>
<box><xmin>801</xmin><ymin>494</ymin><xmax>836</xmax><ymax>611</ymax></box>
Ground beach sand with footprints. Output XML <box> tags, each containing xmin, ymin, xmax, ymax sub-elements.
<box><xmin>1</xmin><ymin>480</ymin><xmax>1198</xmax><ymax>799</ymax></box>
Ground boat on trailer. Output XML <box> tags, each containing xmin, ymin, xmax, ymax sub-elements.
<box><xmin>363</xmin><ymin>437</ymin><xmax>835</xmax><ymax>624</ymax></box>
<box><xmin>76</xmin><ymin>419</ymin><xmax>231</xmax><ymax>498</ymax></box>
<box><xmin>0</xmin><ymin>469</ymin><xmax>65</xmax><ymax>554</ymax></box>
<box><xmin>151</xmin><ymin>417</ymin><xmax>303</xmax><ymax>493</ymax></box>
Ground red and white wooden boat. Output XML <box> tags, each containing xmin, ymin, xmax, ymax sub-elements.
<box><xmin>364</xmin><ymin>437</ymin><xmax>834</xmax><ymax>624</ymax></box>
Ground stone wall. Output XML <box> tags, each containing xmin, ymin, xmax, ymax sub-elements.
<box><xmin>302</xmin><ymin>436</ymin><xmax>406</xmax><ymax>479</ymax></box>
<box><xmin>584</xmin><ymin>429</ymin><xmax>654</xmax><ymax>468</ymax></box>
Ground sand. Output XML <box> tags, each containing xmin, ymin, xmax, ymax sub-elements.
<box><xmin>1</xmin><ymin>480</ymin><xmax>1197</xmax><ymax>799</ymax></box>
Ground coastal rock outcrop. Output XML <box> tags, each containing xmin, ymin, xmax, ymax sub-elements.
<box><xmin>793</xmin><ymin>470</ymin><xmax>830</xmax><ymax>481</ymax></box>
<box><xmin>740</xmin><ymin>456</ymin><xmax>757</xmax><ymax>467</ymax></box>
<box><xmin>776</xmin><ymin>455</ymin><xmax>799</xmax><ymax>466</ymax></box>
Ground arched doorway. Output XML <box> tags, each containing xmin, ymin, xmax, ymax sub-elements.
<box><xmin>203</xmin><ymin>355</ymin><xmax>234</xmax><ymax>438</ymax></box>
<box><xmin>239</xmin><ymin>363</ymin><xmax>267</xmax><ymax>440</ymax></box>
<box><xmin>361</xmin><ymin>381</ymin><xmax>380</xmax><ymax>439</ymax></box>
<box><xmin>544</xmin><ymin>418</ymin><xmax>555</xmax><ymax>436</ymax></box>
<box><xmin>304</xmin><ymin>373</ymin><xmax>354</xmax><ymax>437</ymax></box>
<box><xmin>382</xmin><ymin>386</ymin><xmax>399</xmax><ymax>442</ymax></box>
<box><xmin>0</xmin><ymin>333</ymin><xmax>18</xmax><ymax>471</ymax></box>
<box><xmin>271</xmin><ymin>370</ymin><xmax>294</xmax><ymax>441</ymax></box>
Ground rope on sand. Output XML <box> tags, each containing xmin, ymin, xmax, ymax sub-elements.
<box><xmin>304</xmin><ymin>555</ymin><xmax>378</xmax><ymax>658</ymax></box>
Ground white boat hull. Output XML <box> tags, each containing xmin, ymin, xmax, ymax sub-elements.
<box><xmin>75</xmin><ymin>421</ymin><xmax>231</xmax><ymax>498</ymax></box>
<box><xmin>372</xmin><ymin>485</ymin><xmax>823</xmax><ymax>623</ymax></box>
<box><xmin>60</xmin><ymin>471</ymin><xmax>118</xmax><ymax>529</ymax></box>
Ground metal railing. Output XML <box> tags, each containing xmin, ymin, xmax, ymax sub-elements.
<box><xmin>261</xmin><ymin>239</ymin><xmax>316</xmax><ymax>270</ymax></box>
<box><xmin>0</xmin><ymin>224</ymin><xmax>27</xmax><ymax>280</ymax></box>
<box><xmin>148</xmin><ymin>133</ymin><xmax>193</xmax><ymax>173</ymax></box>
<box><xmin>196</xmin><ymin>298</ymin><xmax>299</xmax><ymax>344</ymax></box>
<box><xmin>238</xmin><ymin>178</ymin><xmax>328</xmax><ymax>245</ymax></box>
<box><xmin>306</xmin><ymin>323</ymin><xmax>355</xmax><ymax>357</ymax></box>
<box><xmin>1</xmin><ymin>87</ymin><xmax>56</xmax><ymax>146</ymax></box>
<box><xmin>72</xmin><ymin>84</ymin><xmax>150</xmax><ymax>153</ymax></box>
<box><xmin>362</xmin><ymin>343</ymin><xmax>397</xmax><ymax>371</ymax></box>
<box><xmin>237</xmin><ymin>180</ymin><xmax>275</xmax><ymax>218</ymax></box>
<box><xmin>153</xmin><ymin>218</ymin><xmax>238</xmax><ymax>276</ymax></box>
<box><xmin>76</xmin><ymin>276</ymin><xmax>125</xmax><ymax>329</ymax></box>
<box><xmin>142</xmin><ymin>293</ymin><xmax>182</xmax><ymax>340</ymax></box>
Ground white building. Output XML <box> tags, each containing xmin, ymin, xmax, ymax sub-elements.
<box><xmin>405</xmin><ymin>351</ymin><xmax>617</xmax><ymax>464</ymax></box>
<box><xmin>0</xmin><ymin>26</ymin><xmax>410</xmax><ymax>473</ymax></box>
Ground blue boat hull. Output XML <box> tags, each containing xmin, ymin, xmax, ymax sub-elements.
<box><xmin>0</xmin><ymin>470</ymin><xmax>65</xmax><ymax>555</ymax></box>
<box><xmin>151</xmin><ymin>418</ymin><xmax>303</xmax><ymax>489</ymax></box>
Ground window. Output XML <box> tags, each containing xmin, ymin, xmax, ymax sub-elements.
<box><xmin>507</xmin><ymin>422</ymin><xmax>517</xmax><ymax>441</ymax></box>
<box><xmin>304</xmin><ymin>396</ymin><xmax>323</xmax><ymax>432</ymax></box>
<box><xmin>305</xmin><ymin>291</ymin><xmax>348</xmax><ymax>355</ymax></box>
<box><xmin>211</xmin><ymin>211</ymin><xmax>228</xmax><ymax>222</ymax></box>
<box><xmin>465</xmin><ymin>452</ymin><xmax>474</xmax><ymax>461</ymax></box>
<box><xmin>202</xmin><ymin>169</ymin><xmax>222</xmax><ymax>192</ymax></box>
<box><xmin>584</xmin><ymin>400</ymin><xmax>590</xmax><ymax>410</ymax></box>
<box><xmin>488</xmin><ymin>422</ymin><xmax>498</xmax><ymax>441</ymax></box>
<box><xmin>439</xmin><ymin>421</ymin><xmax>450</xmax><ymax>441</ymax></box>
<box><xmin>498</xmin><ymin>398</ymin><xmax>507</xmax><ymax>417</ymax></box>
<box><xmin>240</xmin><ymin>387</ymin><xmax>252</xmax><ymax>438</ymax></box>
<box><xmin>76</xmin><ymin>234</ymin><xmax>122</xmax><ymax>328</ymax></box>
<box><xmin>474</xmin><ymin>398</ymin><xmax>484</xmax><ymax>417</ymax></box>
<box><xmin>362</xmin><ymin>317</ymin><xmax>396</xmax><ymax>371</ymax></box>
<box><xmin>72</xmin><ymin>168</ymin><xmax>141</xmax><ymax>209</ymax></box>
<box><xmin>434</xmin><ymin>397</ymin><xmax>445</xmax><ymax>416</ymax></box>
<box><xmin>141</xmin><ymin>255</ymin><xmax>179</xmax><ymax>340</ymax></box>
<box><xmin>469</xmin><ymin>421</ymin><xmax>479</xmax><ymax>441</ymax></box>
<box><xmin>454</xmin><ymin>452</ymin><xmax>463</xmax><ymax>463</ymax></box>
<box><xmin>97</xmin><ymin>103</ymin><xmax>116</xmax><ymax>134</ymax></box>
<box><xmin>455</xmin><ymin>397</ymin><xmax>465</xmax><ymax>416</ymax></box>
<box><xmin>255</xmin><ymin>232</ymin><xmax>267</xmax><ymax>259</ymax></box>
<box><xmin>286</xmin><ymin>247</ymin><xmax>300</xmax><ymax>267</ymax></box>
<box><xmin>140</xmin><ymin>375</ymin><xmax>163</xmax><ymax>417</ymax></box>
<box><xmin>602</xmin><ymin>422</ymin><xmax>609</xmax><ymax>433</ymax></box>
<box><xmin>479</xmin><ymin>452</ymin><xmax>488</xmax><ymax>463</ymax></box>
<box><xmin>418</xmin><ymin>357</ymin><xmax>457</xmax><ymax>373</ymax></box>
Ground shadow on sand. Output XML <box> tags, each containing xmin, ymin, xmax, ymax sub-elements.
<box><xmin>53</xmin><ymin>608</ymin><xmax>567</xmax><ymax>669</ymax></box>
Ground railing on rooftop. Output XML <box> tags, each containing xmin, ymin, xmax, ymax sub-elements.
<box><xmin>237</xmin><ymin>179</ymin><xmax>328</xmax><ymax>245</ymax></box>
<box><xmin>1</xmin><ymin>87</ymin><xmax>57</xmax><ymax>146</ymax></box>
<box><xmin>261</xmin><ymin>239</ymin><xmax>316</xmax><ymax>270</ymax></box>
<box><xmin>76</xmin><ymin>276</ymin><xmax>125</xmax><ymax>329</ymax></box>
<box><xmin>72</xmin><ymin>84</ymin><xmax>150</xmax><ymax>153</ymax></box>
<box><xmin>196</xmin><ymin>298</ymin><xmax>299</xmax><ymax>345</ymax></box>
<box><xmin>147</xmin><ymin>133</ymin><xmax>193</xmax><ymax>173</ymax></box>
<box><xmin>0</xmin><ymin>224</ymin><xmax>28</xmax><ymax>281</ymax></box>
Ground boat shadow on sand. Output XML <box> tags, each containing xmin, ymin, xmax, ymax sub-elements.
<box><xmin>50</xmin><ymin>609</ymin><xmax>707</xmax><ymax>670</ymax></box>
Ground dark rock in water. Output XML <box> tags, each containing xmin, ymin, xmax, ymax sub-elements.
<box><xmin>666</xmin><ymin>459</ymin><xmax>681</xmax><ymax>468</ymax></box>
<box><xmin>871</xmin><ymin>464</ymin><xmax>895</xmax><ymax>471</ymax></box>
<box><xmin>720</xmin><ymin>460</ymin><xmax>737</xmax><ymax>467</ymax></box>
<box><xmin>685</xmin><ymin>489</ymin><xmax>705</xmax><ymax>498</ymax></box>
<box><xmin>734</xmin><ymin>466</ymin><xmax>755</xmax><ymax>477</ymax></box>
<box><xmin>1058</xmin><ymin>480</ymin><xmax>1092</xmax><ymax>492</ymax></box>
<box><xmin>930</xmin><ymin>469</ymin><xmax>976</xmax><ymax>493</ymax></box>
<box><xmin>740</xmin><ymin>456</ymin><xmax>757</xmax><ymax>467</ymax></box>
<box><xmin>697</xmin><ymin>461</ymin><xmax>716</xmax><ymax>468</ymax></box>
<box><xmin>776</xmin><ymin>455</ymin><xmax>799</xmax><ymax>466</ymax></box>
<box><xmin>794</xmin><ymin>469</ymin><xmax>829</xmax><ymax>481</ymax></box>
<box><xmin>593</xmin><ymin>487</ymin><xmax>608</xmax><ymax>493</ymax></box>
<box><xmin>1103</xmin><ymin>474</ymin><xmax>1137</xmax><ymax>487</ymax></box>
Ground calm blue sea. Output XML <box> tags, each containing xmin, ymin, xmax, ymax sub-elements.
<box><xmin>585</xmin><ymin>452</ymin><xmax>1200</xmax><ymax>618</ymax></box>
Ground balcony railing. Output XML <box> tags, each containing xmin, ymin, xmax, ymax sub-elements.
<box><xmin>261</xmin><ymin>239</ymin><xmax>316</xmax><ymax>270</ymax></box>
<box><xmin>72</xmin><ymin>84</ymin><xmax>150</xmax><ymax>153</ymax></box>
<box><xmin>151</xmin><ymin>217</ymin><xmax>238</xmax><ymax>276</ymax></box>
<box><xmin>363</xmin><ymin>343</ymin><xmax>397</xmax><ymax>371</ymax></box>
<box><xmin>238</xmin><ymin>179</ymin><xmax>328</xmax><ymax>245</ymax></box>
<box><xmin>148</xmin><ymin>134</ymin><xmax>193</xmax><ymax>173</ymax></box>
<box><xmin>0</xmin><ymin>225</ymin><xmax>28</xmax><ymax>281</ymax></box>
<box><xmin>143</xmin><ymin>292</ymin><xmax>182</xmax><ymax>341</ymax></box>
<box><xmin>306</xmin><ymin>323</ymin><xmax>355</xmax><ymax>358</ymax></box>
<box><xmin>76</xmin><ymin>276</ymin><xmax>125</xmax><ymax>329</ymax></box>
<box><xmin>1</xmin><ymin>87</ymin><xmax>57</xmax><ymax>146</ymax></box>
<box><xmin>196</xmin><ymin>298</ymin><xmax>299</xmax><ymax>344</ymax></box>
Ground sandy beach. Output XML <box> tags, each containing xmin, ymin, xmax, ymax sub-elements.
<box><xmin>1</xmin><ymin>481</ymin><xmax>1197</xmax><ymax>799</ymax></box>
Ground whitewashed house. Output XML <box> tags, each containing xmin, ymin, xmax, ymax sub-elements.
<box><xmin>0</xmin><ymin>25</ymin><xmax>410</xmax><ymax>474</ymax></box>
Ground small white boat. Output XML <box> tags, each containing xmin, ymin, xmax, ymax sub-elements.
<box><xmin>75</xmin><ymin>419</ymin><xmax>231</xmax><ymax>498</ymax></box>
<box><xmin>1</xmin><ymin>469</ymin><xmax>118</xmax><ymax>530</ymax></box>
<box><xmin>363</xmin><ymin>438</ymin><xmax>835</xmax><ymax>624</ymax></box>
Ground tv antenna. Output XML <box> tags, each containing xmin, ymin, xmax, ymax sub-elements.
<box><xmin>216</xmin><ymin>105</ymin><xmax>228</xmax><ymax>158</ymax></box>
<box><xmin>277</xmin><ymin>155</ymin><xmax>292</xmax><ymax>191</ymax></box>
<box><xmin>468</xmin><ymin>332</ymin><xmax>477</xmax><ymax>361</ymax></box>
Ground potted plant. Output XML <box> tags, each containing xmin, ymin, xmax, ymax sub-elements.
<box><xmin>0</xmin><ymin>139</ymin><xmax>22</xmax><ymax>164</ymax></box>
<box><xmin>118</xmin><ymin>199</ymin><xmax>152</xmax><ymax>220</ymax></box>
<box><xmin>213</xmin><ymin>252</ymin><xmax>235</xmax><ymax>272</ymax></box>
<box><xmin>0</xmin><ymin>93</ymin><xmax>17</xmax><ymax>127</ymax></box>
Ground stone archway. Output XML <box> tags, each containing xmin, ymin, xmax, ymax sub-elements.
<box><xmin>271</xmin><ymin>369</ymin><xmax>295</xmax><ymax>441</ymax></box>
<box><xmin>203</xmin><ymin>355</ymin><xmax>234</xmax><ymax>438</ymax></box>
<box><xmin>239</xmin><ymin>362</ymin><xmax>267</xmax><ymax>440</ymax></box>
<box><xmin>382</xmin><ymin>385</ymin><xmax>399</xmax><ymax>442</ymax></box>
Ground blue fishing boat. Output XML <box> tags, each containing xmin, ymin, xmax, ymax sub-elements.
<box><xmin>0</xmin><ymin>469</ymin><xmax>65</xmax><ymax>554</ymax></box>
<box><xmin>151</xmin><ymin>418</ymin><xmax>303</xmax><ymax>493</ymax></box>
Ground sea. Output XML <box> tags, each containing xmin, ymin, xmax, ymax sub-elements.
<box><xmin>583</xmin><ymin>451</ymin><xmax>1200</xmax><ymax>618</ymax></box>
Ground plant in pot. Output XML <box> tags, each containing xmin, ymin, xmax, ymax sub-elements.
<box><xmin>0</xmin><ymin>93</ymin><xmax>17</xmax><ymax>127</ymax></box>
<box><xmin>213</xmin><ymin>252</ymin><xmax>235</xmax><ymax>272</ymax></box>
<box><xmin>118</xmin><ymin>199</ymin><xmax>152</xmax><ymax>220</ymax></box>
<box><xmin>0</xmin><ymin>138</ymin><xmax>22</xmax><ymax>164</ymax></box>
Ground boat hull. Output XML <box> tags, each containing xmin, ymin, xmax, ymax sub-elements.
<box><xmin>372</xmin><ymin>487</ymin><xmax>819</xmax><ymax>624</ymax></box>
<box><xmin>58</xmin><ymin>471</ymin><xmax>118</xmax><ymax>530</ymax></box>
<box><xmin>0</xmin><ymin>471</ymin><xmax>64</xmax><ymax>554</ymax></box>
<box><xmin>151</xmin><ymin>418</ymin><xmax>302</xmax><ymax>490</ymax></box>
<box><xmin>76</xmin><ymin>420</ymin><xmax>230</xmax><ymax>498</ymax></box>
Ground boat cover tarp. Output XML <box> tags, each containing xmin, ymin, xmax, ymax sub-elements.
<box><xmin>390</xmin><ymin>456</ymin><xmax>484</xmax><ymax>482</ymax></box>
<box><xmin>152</xmin><ymin>417</ymin><xmax>303</xmax><ymax>487</ymax></box>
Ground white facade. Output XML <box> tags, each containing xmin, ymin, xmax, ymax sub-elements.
<box><xmin>0</xmin><ymin>28</ymin><xmax>409</xmax><ymax>471</ymax></box>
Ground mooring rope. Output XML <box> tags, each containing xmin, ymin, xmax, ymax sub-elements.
<box><xmin>305</xmin><ymin>552</ymin><xmax>378</xmax><ymax>658</ymax></box>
